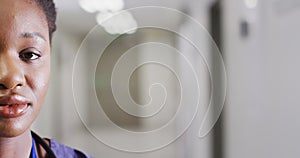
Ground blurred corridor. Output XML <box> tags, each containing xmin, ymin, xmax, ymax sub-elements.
<box><xmin>32</xmin><ymin>0</ymin><xmax>300</xmax><ymax>157</ymax></box>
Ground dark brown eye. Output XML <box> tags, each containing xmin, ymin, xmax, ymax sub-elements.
<box><xmin>19</xmin><ymin>51</ymin><xmax>41</xmax><ymax>61</ymax></box>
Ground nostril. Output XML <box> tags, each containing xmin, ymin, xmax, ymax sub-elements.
<box><xmin>16</xmin><ymin>83</ymin><xmax>23</xmax><ymax>88</ymax></box>
<box><xmin>0</xmin><ymin>83</ymin><xmax>24</xmax><ymax>90</ymax></box>
<box><xmin>0</xmin><ymin>84</ymin><xmax>6</xmax><ymax>90</ymax></box>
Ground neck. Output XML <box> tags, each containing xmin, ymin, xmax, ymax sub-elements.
<box><xmin>0</xmin><ymin>129</ymin><xmax>32</xmax><ymax>158</ymax></box>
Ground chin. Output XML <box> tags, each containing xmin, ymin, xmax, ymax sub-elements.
<box><xmin>0</xmin><ymin>104</ymin><xmax>39</xmax><ymax>138</ymax></box>
<box><xmin>0</xmin><ymin>118</ymin><xmax>33</xmax><ymax>138</ymax></box>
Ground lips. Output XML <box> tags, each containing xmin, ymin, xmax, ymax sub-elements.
<box><xmin>0</xmin><ymin>95</ymin><xmax>31</xmax><ymax>118</ymax></box>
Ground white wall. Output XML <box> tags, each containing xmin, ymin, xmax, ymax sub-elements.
<box><xmin>222</xmin><ymin>0</ymin><xmax>300</xmax><ymax>157</ymax></box>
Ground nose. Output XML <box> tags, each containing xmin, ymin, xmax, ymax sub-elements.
<box><xmin>0</xmin><ymin>54</ymin><xmax>25</xmax><ymax>90</ymax></box>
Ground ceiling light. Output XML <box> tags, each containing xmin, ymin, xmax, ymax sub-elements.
<box><xmin>96</xmin><ymin>11</ymin><xmax>137</xmax><ymax>34</ymax></box>
<box><xmin>245</xmin><ymin>0</ymin><xmax>258</xmax><ymax>9</ymax></box>
<box><xmin>79</xmin><ymin>0</ymin><xmax>124</xmax><ymax>13</ymax></box>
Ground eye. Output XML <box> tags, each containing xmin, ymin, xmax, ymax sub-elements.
<box><xmin>19</xmin><ymin>50</ymin><xmax>41</xmax><ymax>61</ymax></box>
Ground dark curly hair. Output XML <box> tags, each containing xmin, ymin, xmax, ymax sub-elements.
<box><xmin>34</xmin><ymin>0</ymin><xmax>57</xmax><ymax>41</ymax></box>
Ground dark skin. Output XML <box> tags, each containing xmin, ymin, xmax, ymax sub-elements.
<box><xmin>0</xmin><ymin>0</ymin><xmax>51</xmax><ymax>157</ymax></box>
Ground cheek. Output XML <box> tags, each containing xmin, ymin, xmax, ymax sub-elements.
<box><xmin>35</xmin><ymin>72</ymin><xmax>50</xmax><ymax>100</ymax></box>
<box><xmin>26</xmin><ymin>60</ymin><xmax>50</xmax><ymax>105</ymax></box>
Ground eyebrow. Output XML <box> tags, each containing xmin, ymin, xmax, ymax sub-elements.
<box><xmin>19</xmin><ymin>32</ymin><xmax>46</xmax><ymax>41</ymax></box>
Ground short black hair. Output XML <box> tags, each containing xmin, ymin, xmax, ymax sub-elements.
<box><xmin>34</xmin><ymin>0</ymin><xmax>57</xmax><ymax>41</ymax></box>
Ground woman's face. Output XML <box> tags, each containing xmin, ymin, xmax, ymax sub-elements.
<box><xmin>0</xmin><ymin>0</ymin><xmax>50</xmax><ymax>137</ymax></box>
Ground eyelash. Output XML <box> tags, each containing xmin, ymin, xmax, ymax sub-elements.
<box><xmin>19</xmin><ymin>50</ymin><xmax>41</xmax><ymax>61</ymax></box>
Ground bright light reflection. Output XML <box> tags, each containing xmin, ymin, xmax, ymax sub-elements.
<box><xmin>79</xmin><ymin>0</ymin><xmax>124</xmax><ymax>13</ymax></box>
<box><xmin>79</xmin><ymin>0</ymin><xmax>137</xmax><ymax>35</ymax></box>
<box><xmin>245</xmin><ymin>0</ymin><xmax>258</xmax><ymax>9</ymax></box>
<box><xmin>96</xmin><ymin>11</ymin><xmax>137</xmax><ymax>34</ymax></box>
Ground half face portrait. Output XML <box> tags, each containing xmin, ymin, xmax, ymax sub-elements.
<box><xmin>0</xmin><ymin>0</ymin><xmax>50</xmax><ymax>137</ymax></box>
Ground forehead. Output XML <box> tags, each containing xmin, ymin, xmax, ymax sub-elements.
<box><xmin>0</xmin><ymin>0</ymin><xmax>49</xmax><ymax>44</ymax></box>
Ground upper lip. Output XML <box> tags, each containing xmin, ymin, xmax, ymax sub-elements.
<box><xmin>0</xmin><ymin>95</ymin><xmax>31</xmax><ymax>106</ymax></box>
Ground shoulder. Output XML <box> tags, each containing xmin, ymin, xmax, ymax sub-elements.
<box><xmin>50</xmin><ymin>139</ymin><xmax>93</xmax><ymax>158</ymax></box>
